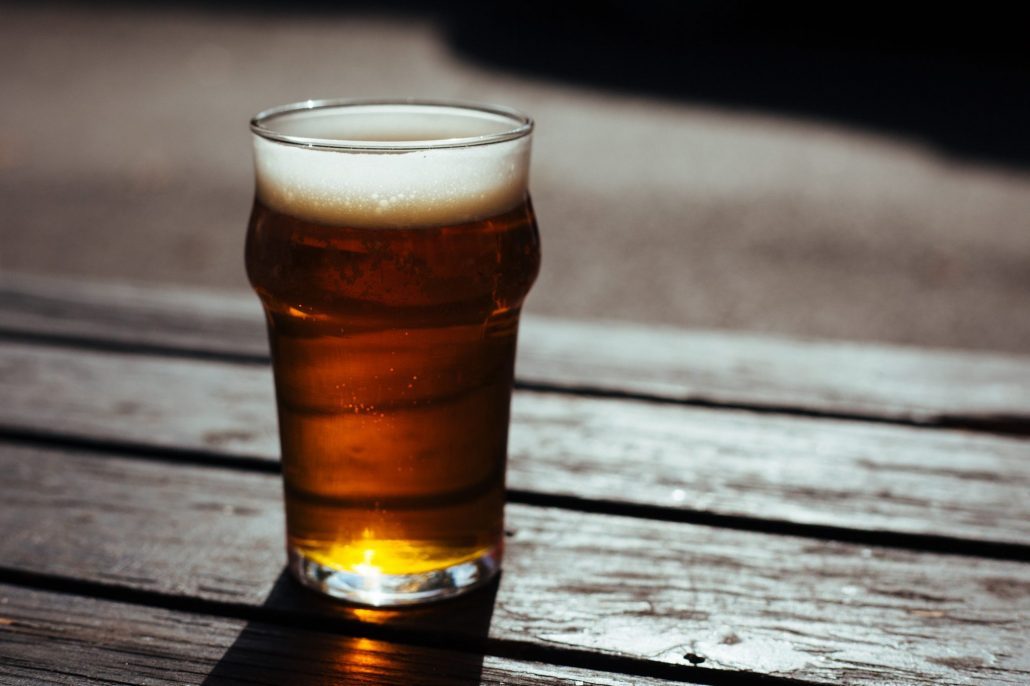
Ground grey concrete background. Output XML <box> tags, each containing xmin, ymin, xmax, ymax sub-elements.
<box><xmin>2</xmin><ymin>4</ymin><xmax>1028</xmax><ymax>353</ymax></box>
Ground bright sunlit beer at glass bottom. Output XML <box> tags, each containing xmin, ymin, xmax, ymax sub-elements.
<box><xmin>245</xmin><ymin>100</ymin><xmax>539</xmax><ymax>605</ymax></box>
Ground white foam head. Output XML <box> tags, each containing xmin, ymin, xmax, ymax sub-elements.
<box><xmin>251</xmin><ymin>102</ymin><xmax>533</xmax><ymax>228</ymax></box>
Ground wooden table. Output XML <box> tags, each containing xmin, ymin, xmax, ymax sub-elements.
<box><xmin>0</xmin><ymin>274</ymin><xmax>1028</xmax><ymax>685</ymax></box>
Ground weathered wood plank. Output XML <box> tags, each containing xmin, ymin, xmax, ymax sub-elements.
<box><xmin>2</xmin><ymin>340</ymin><xmax>1027</xmax><ymax>547</ymax></box>
<box><xmin>0</xmin><ymin>584</ymin><xmax>675</xmax><ymax>686</ymax></box>
<box><xmin>1</xmin><ymin>444</ymin><xmax>1027</xmax><ymax>685</ymax></box>
<box><xmin>2</xmin><ymin>272</ymin><xmax>1029</xmax><ymax>427</ymax></box>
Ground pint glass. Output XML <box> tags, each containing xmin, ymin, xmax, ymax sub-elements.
<box><xmin>245</xmin><ymin>100</ymin><xmax>540</xmax><ymax>605</ymax></box>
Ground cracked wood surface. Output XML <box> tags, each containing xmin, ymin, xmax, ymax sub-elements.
<box><xmin>1</xmin><ymin>340</ymin><xmax>1027</xmax><ymax>547</ymax></box>
<box><xmin>0</xmin><ymin>584</ymin><xmax>682</xmax><ymax>686</ymax></box>
<box><xmin>0</xmin><ymin>444</ymin><xmax>1027</xmax><ymax>685</ymax></box>
<box><xmin>3</xmin><ymin>273</ymin><xmax>1029</xmax><ymax>684</ymax></box>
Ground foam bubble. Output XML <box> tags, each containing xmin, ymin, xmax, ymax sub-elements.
<box><xmin>252</xmin><ymin>107</ymin><xmax>531</xmax><ymax>228</ymax></box>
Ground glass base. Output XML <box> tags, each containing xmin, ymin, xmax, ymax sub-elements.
<box><xmin>287</xmin><ymin>545</ymin><xmax>501</xmax><ymax>607</ymax></box>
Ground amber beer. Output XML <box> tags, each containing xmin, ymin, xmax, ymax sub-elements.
<box><xmin>245</xmin><ymin>100</ymin><xmax>539</xmax><ymax>605</ymax></box>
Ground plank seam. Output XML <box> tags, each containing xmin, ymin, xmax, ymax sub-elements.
<box><xmin>0</xmin><ymin>567</ymin><xmax>832</xmax><ymax>686</ymax></box>
<box><xmin>2</xmin><ymin>328</ymin><xmax>1028</xmax><ymax>437</ymax></box>
<box><xmin>2</xmin><ymin>427</ymin><xmax>1026</xmax><ymax>562</ymax></box>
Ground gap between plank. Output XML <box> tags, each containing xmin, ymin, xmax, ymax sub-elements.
<box><xmin>1</xmin><ymin>328</ymin><xmax>1027</xmax><ymax>438</ymax></box>
<box><xmin>0</xmin><ymin>566</ymin><xmax>831</xmax><ymax>686</ymax></box>
<box><xmin>1</xmin><ymin>427</ymin><xmax>1026</xmax><ymax>563</ymax></box>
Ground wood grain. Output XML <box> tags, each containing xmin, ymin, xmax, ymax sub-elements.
<box><xmin>1</xmin><ymin>443</ymin><xmax>1027</xmax><ymax>685</ymax></box>
<box><xmin>2</xmin><ymin>340</ymin><xmax>1027</xmax><ymax>547</ymax></box>
<box><xmin>3</xmin><ymin>273</ymin><xmax>1029</xmax><ymax>428</ymax></box>
<box><xmin>0</xmin><ymin>584</ymin><xmax>682</xmax><ymax>686</ymax></box>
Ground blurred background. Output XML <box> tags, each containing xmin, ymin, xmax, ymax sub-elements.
<box><xmin>2</xmin><ymin>1</ymin><xmax>1028</xmax><ymax>353</ymax></box>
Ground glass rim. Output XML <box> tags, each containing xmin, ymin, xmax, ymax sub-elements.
<box><xmin>250</xmin><ymin>98</ymin><xmax>534</xmax><ymax>152</ymax></box>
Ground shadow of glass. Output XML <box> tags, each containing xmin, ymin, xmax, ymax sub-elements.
<box><xmin>201</xmin><ymin>569</ymin><xmax>498</xmax><ymax>685</ymax></box>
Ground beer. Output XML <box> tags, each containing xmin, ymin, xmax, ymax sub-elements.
<box><xmin>245</xmin><ymin>100</ymin><xmax>539</xmax><ymax>605</ymax></box>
